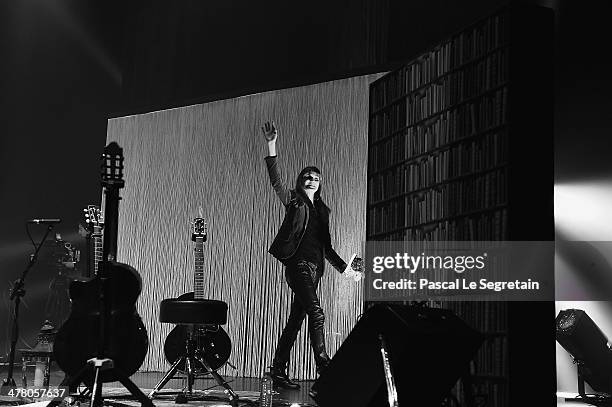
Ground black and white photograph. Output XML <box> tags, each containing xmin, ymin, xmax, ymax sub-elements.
<box><xmin>0</xmin><ymin>1</ymin><xmax>610</xmax><ymax>406</ymax></box>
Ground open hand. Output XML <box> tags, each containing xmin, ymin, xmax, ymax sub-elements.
<box><xmin>261</xmin><ymin>121</ymin><xmax>278</xmax><ymax>142</ymax></box>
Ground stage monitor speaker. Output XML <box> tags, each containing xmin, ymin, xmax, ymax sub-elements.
<box><xmin>556</xmin><ymin>308</ymin><xmax>612</xmax><ymax>393</ymax></box>
<box><xmin>311</xmin><ymin>304</ymin><xmax>483</xmax><ymax>407</ymax></box>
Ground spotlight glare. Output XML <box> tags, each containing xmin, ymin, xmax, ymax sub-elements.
<box><xmin>554</xmin><ymin>182</ymin><xmax>612</xmax><ymax>240</ymax></box>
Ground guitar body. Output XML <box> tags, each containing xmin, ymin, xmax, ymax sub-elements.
<box><xmin>54</xmin><ymin>261</ymin><xmax>148</xmax><ymax>384</ymax></box>
<box><xmin>163</xmin><ymin>292</ymin><xmax>231</xmax><ymax>372</ymax></box>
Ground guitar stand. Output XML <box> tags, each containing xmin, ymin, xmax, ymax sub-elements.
<box><xmin>149</xmin><ymin>329</ymin><xmax>238</xmax><ymax>406</ymax></box>
<box><xmin>55</xmin><ymin>358</ymin><xmax>153</xmax><ymax>407</ymax></box>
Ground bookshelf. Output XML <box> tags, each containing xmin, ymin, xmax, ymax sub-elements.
<box><xmin>366</xmin><ymin>5</ymin><xmax>553</xmax><ymax>406</ymax></box>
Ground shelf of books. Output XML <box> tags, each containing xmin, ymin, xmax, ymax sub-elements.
<box><xmin>366</xmin><ymin>5</ymin><xmax>553</xmax><ymax>406</ymax></box>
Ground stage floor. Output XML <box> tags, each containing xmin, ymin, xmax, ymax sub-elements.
<box><xmin>0</xmin><ymin>365</ymin><xmax>316</xmax><ymax>406</ymax></box>
<box><xmin>0</xmin><ymin>364</ymin><xmax>586</xmax><ymax>406</ymax></box>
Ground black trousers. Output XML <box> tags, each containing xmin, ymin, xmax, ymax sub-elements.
<box><xmin>273</xmin><ymin>259</ymin><xmax>330</xmax><ymax>369</ymax></box>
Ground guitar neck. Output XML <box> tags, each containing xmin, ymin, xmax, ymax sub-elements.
<box><xmin>92</xmin><ymin>226</ymin><xmax>103</xmax><ymax>275</ymax></box>
<box><xmin>194</xmin><ymin>238</ymin><xmax>205</xmax><ymax>300</ymax></box>
<box><xmin>102</xmin><ymin>188</ymin><xmax>121</xmax><ymax>262</ymax></box>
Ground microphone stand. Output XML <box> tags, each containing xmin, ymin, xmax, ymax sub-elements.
<box><xmin>2</xmin><ymin>223</ymin><xmax>55</xmax><ymax>389</ymax></box>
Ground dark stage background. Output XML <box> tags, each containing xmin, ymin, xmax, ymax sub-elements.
<box><xmin>1</xmin><ymin>0</ymin><xmax>610</xmax><ymax>401</ymax></box>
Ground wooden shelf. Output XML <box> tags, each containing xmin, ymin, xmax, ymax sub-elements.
<box><xmin>469</xmin><ymin>374</ymin><xmax>508</xmax><ymax>382</ymax></box>
<box><xmin>368</xmin><ymin>163</ymin><xmax>508</xmax><ymax>207</ymax></box>
<box><xmin>367</xmin><ymin>203</ymin><xmax>507</xmax><ymax>239</ymax></box>
<box><xmin>369</xmin><ymin>81</ymin><xmax>508</xmax><ymax>145</ymax></box>
<box><xmin>369</xmin><ymin>125</ymin><xmax>507</xmax><ymax>176</ymax></box>
<box><xmin>369</xmin><ymin>43</ymin><xmax>509</xmax><ymax>116</ymax></box>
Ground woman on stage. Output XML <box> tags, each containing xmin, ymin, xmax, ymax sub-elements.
<box><xmin>261</xmin><ymin>121</ymin><xmax>361</xmax><ymax>390</ymax></box>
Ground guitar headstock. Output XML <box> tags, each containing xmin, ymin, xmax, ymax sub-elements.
<box><xmin>101</xmin><ymin>142</ymin><xmax>125</xmax><ymax>189</ymax></box>
<box><xmin>83</xmin><ymin>205</ymin><xmax>104</xmax><ymax>231</ymax></box>
<box><xmin>191</xmin><ymin>217</ymin><xmax>207</xmax><ymax>242</ymax></box>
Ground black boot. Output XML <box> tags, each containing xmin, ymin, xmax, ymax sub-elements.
<box><xmin>308</xmin><ymin>360</ymin><xmax>329</xmax><ymax>400</ymax></box>
<box><xmin>311</xmin><ymin>329</ymin><xmax>331</xmax><ymax>375</ymax></box>
<box><xmin>270</xmin><ymin>364</ymin><xmax>300</xmax><ymax>390</ymax></box>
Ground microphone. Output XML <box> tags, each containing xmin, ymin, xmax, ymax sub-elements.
<box><xmin>27</xmin><ymin>218</ymin><xmax>62</xmax><ymax>224</ymax></box>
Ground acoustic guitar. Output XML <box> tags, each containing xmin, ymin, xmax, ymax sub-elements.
<box><xmin>163</xmin><ymin>217</ymin><xmax>231</xmax><ymax>372</ymax></box>
<box><xmin>54</xmin><ymin>142</ymin><xmax>148</xmax><ymax>384</ymax></box>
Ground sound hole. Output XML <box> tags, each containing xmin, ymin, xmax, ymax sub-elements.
<box><xmin>163</xmin><ymin>325</ymin><xmax>231</xmax><ymax>372</ymax></box>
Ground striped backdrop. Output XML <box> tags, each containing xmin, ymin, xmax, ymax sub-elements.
<box><xmin>106</xmin><ymin>73</ymin><xmax>381</xmax><ymax>379</ymax></box>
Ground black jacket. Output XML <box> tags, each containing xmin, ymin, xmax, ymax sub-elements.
<box><xmin>265</xmin><ymin>155</ymin><xmax>347</xmax><ymax>272</ymax></box>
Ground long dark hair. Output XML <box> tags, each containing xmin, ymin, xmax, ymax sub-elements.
<box><xmin>295</xmin><ymin>166</ymin><xmax>330</xmax><ymax>222</ymax></box>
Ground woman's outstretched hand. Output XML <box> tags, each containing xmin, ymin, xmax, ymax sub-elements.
<box><xmin>261</xmin><ymin>121</ymin><xmax>278</xmax><ymax>143</ymax></box>
<box><xmin>344</xmin><ymin>255</ymin><xmax>364</xmax><ymax>282</ymax></box>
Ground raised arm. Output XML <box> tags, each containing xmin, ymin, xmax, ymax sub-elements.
<box><xmin>262</xmin><ymin>121</ymin><xmax>291</xmax><ymax>205</ymax></box>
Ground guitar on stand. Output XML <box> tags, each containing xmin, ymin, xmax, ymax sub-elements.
<box><xmin>149</xmin><ymin>217</ymin><xmax>236</xmax><ymax>404</ymax></box>
<box><xmin>163</xmin><ymin>218</ymin><xmax>231</xmax><ymax>373</ymax></box>
<box><xmin>53</xmin><ymin>142</ymin><xmax>151</xmax><ymax>407</ymax></box>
